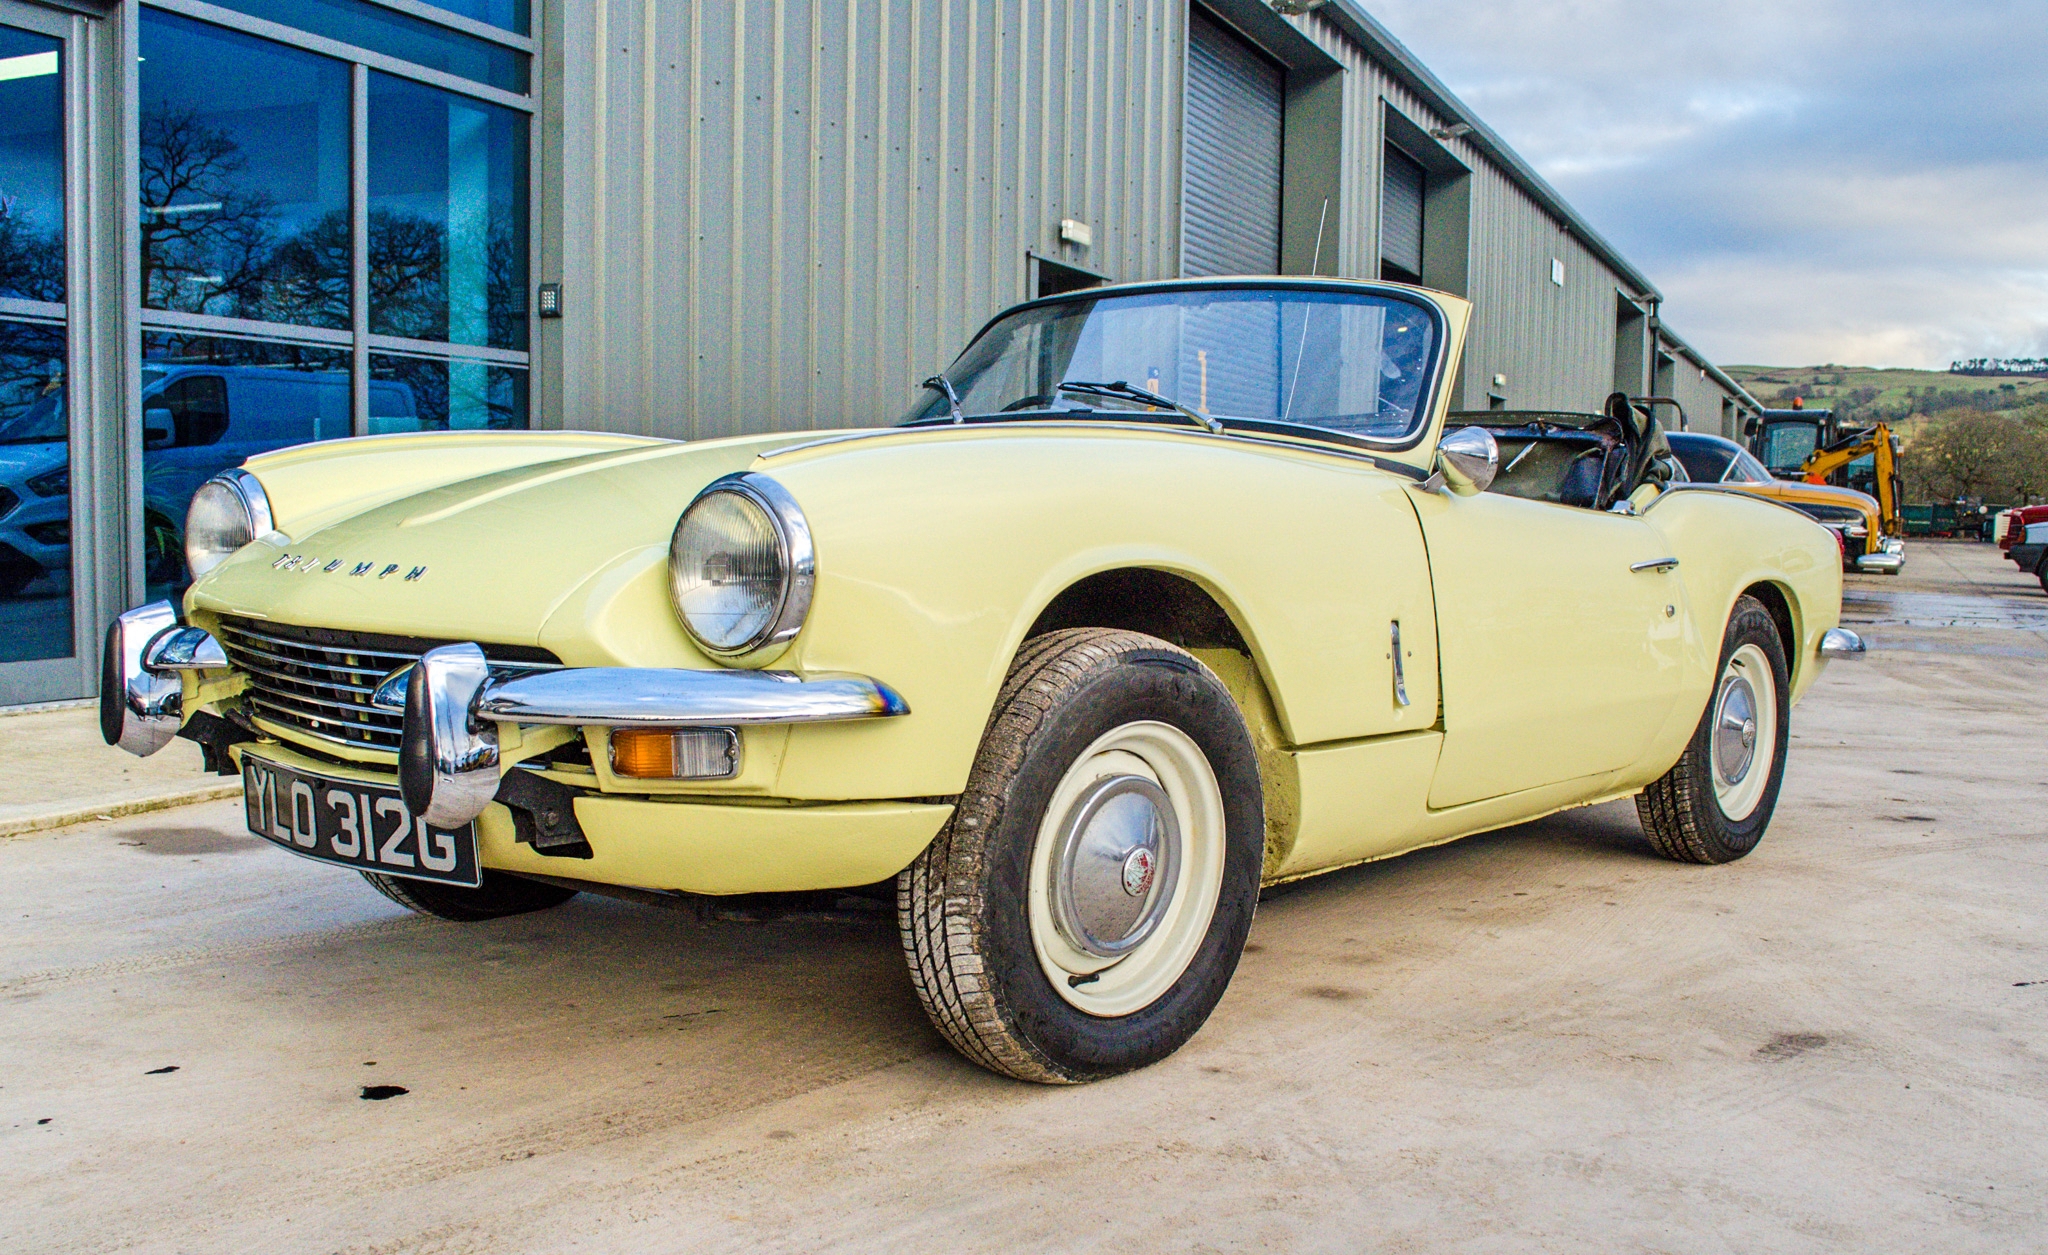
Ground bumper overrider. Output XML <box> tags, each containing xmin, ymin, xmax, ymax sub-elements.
<box><xmin>1853</xmin><ymin>538</ymin><xmax>1906</xmax><ymax>574</ymax></box>
<box><xmin>101</xmin><ymin>601</ymin><xmax>911</xmax><ymax>830</ymax></box>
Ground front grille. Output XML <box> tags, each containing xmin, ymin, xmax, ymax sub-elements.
<box><xmin>216</xmin><ymin>617</ymin><xmax>558</xmax><ymax>755</ymax></box>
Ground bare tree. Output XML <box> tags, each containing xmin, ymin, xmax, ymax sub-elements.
<box><xmin>1905</xmin><ymin>410</ymin><xmax>2048</xmax><ymax>503</ymax></box>
<box><xmin>138</xmin><ymin>106</ymin><xmax>279</xmax><ymax>317</ymax></box>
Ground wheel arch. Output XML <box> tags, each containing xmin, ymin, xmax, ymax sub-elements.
<box><xmin>1740</xmin><ymin>579</ymin><xmax>1801</xmax><ymax>685</ymax></box>
<box><xmin>1018</xmin><ymin>566</ymin><xmax>1301</xmax><ymax>876</ymax></box>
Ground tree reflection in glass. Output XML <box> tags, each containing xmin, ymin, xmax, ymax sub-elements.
<box><xmin>138</xmin><ymin>10</ymin><xmax>349</xmax><ymax>329</ymax></box>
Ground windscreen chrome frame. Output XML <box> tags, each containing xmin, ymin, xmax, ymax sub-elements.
<box><xmin>900</xmin><ymin>278</ymin><xmax>1454</xmax><ymax>455</ymax></box>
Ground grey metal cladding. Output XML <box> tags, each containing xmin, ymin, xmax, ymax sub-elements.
<box><xmin>1181</xmin><ymin>11</ymin><xmax>1283</xmax><ymax>277</ymax></box>
<box><xmin>553</xmin><ymin>0</ymin><xmax>1185</xmax><ymax>440</ymax></box>
<box><xmin>1379</xmin><ymin>144</ymin><xmax>1423</xmax><ymax>275</ymax></box>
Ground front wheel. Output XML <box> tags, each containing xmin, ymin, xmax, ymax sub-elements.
<box><xmin>1636</xmin><ymin>594</ymin><xmax>1790</xmax><ymax>863</ymax></box>
<box><xmin>898</xmin><ymin>628</ymin><xmax>1264</xmax><ymax>1083</ymax></box>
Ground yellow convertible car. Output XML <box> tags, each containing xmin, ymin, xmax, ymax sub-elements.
<box><xmin>103</xmin><ymin>278</ymin><xmax>1864</xmax><ymax>1084</ymax></box>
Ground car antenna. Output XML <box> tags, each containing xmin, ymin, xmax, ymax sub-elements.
<box><xmin>922</xmin><ymin>373</ymin><xmax>965</xmax><ymax>423</ymax></box>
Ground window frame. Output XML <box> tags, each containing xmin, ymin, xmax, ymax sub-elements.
<box><xmin>135</xmin><ymin>0</ymin><xmax>533</xmax><ymax>438</ymax></box>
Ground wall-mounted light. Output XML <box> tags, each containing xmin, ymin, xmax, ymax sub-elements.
<box><xmin>1059</xmin><ymin>218</ymin><xmax>1092</xmax><ymax>249</ymax></box>
<box><xmin>1269</xmin><ymin>0</ymin><xmax>1331</xmax><ymax>14</ymax></box>
<box><xmin>1429</xmin><ymin>122</ymin><xmax>1474</xmax><ymax>141</ymax></box>
<box><xmin>1550</xmin><ymin>258</ymin><xmax>1565</xmax><ymax>287</ymax></box>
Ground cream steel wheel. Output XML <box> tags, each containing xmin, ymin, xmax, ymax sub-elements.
<box><xmin>1708</xmin><ymin>643</ymin><xmax>1777</xmax><ymax>823</ymax></box>
<box><xmin>1027</xmin><ymin>721</ymin><xmax>1228</xmax><ymax>1018</ymax></box>
<box><xmin>899</xmin><ymin>628</ymin><xmax>1264</xmax><ymax>1083</ymax></box>
<box><xmin>1637</xmin><ymin>594</ymin><xmax>1791</xmax><ymax>865</ymax></box>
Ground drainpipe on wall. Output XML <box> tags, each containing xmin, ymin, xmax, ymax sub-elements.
<box><xmin>1643</xmin><ymin>295</ymin><xmax>1662</xmax><ymax>399</ymax></box>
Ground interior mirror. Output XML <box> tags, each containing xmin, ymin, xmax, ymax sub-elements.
<box><xmin>143</xmin><ymin>406</ymin><xmax>175</xmax><ymax>449</ymax></box>
<box><xmin>1436</xmin><ymin>425</ymin><xmax>1498</xmax><ymax>497</ymax></box>
<box><xmin>1743</xmin><ymin>416</ymin><xmax>1759</xmax><ymax>437</ymax></box>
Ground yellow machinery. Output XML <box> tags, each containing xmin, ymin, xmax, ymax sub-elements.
<box><xmin>1801</xmin><ymin>423</ymin><xmax>1904</xmax><ymax>539</ymax></box>
<box><xmin>1750</xmin><ymin>406</ymin><xmax>1904</xmax><ymax>539</ymax></box>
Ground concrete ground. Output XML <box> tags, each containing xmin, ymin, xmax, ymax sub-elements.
<box><xmin>0</xmin><ymin>704</ymin><xmax>232</xmax><ymax>837</ymax></box>
<box><xmin>2</xmin><ymin>539</ymin><xmax>2043</xmax><ymax>1254</ymax></box>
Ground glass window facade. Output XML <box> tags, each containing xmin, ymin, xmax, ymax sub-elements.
<box><xmin>195</xmin><ymin>0</ymin><xmax>528</xmax><ymax>92</ymax></box>
<box><xmin>370</xmin><ymin>352</ymin><xmax>527</xmax><ymax>433</ymax></box>
<box><xmin>369</xmin><ymin>73</ymin><xmax>528</xmax><ymax>351</ymax></box>
<box><xmin>139</xmin><ymin>11</ymin><xmax>352</xmax><ymax>328</ymax></box>
<box><xmin>0</xmin><ymin>25</ymin><xmax>69</xmax><ymax>664</ymax></box>
<box><xmin>132</xmin><ymin>2</ymin><xmax>531</xmax><ymax>591</ymax></box>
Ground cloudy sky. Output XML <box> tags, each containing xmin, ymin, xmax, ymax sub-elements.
<box><xmin>1367</xmin><ymin>0</ymin><xmax>2048</xmax><ymax>369</ymax></box>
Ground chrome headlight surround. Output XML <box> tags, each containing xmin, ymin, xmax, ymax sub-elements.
<box><xmin>184</xmin><ymin>467</ymin><xmax>275</xmax><ymax>580</ymax></box>
<box><xmin>667</xmin><ymin>472</ymin><xmax>816</xmax><ymax>663</ymax></box>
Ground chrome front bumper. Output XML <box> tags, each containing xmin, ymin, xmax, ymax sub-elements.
<box><xmin>101</xmin><ymin>602</ymin><xmax>911</xmax><ymax>827</ymax></box>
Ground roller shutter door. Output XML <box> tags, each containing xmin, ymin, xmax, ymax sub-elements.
<box><xmin>1380</xmin><ymin>145</ymin><xmax>1425</xmax><ymax>282</ymax></box>
<box><xmin>1183</xmin><ymin>12</ymin><xmax>1283</xmax><ymax>276</ymax></box>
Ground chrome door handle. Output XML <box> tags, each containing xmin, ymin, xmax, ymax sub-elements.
<box><xmin>1631</xmin><ymin>557</ymin><xmax>1680</xmax><ymax>573</ymax></box>
<box><xmin>1390</xmin><ymin>619</ymin><xmax>1410</xmax><ymax>707</ymax></box>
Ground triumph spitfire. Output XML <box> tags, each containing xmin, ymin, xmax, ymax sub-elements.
<box><xmin>103</xmin><ymin>278</ymin><xmax>1864</xmax><ymax>1083</ymax></box>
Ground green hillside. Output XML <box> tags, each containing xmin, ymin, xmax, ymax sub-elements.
<box><xmin>1722</xmin><ymin>363</ymin><xmax>2048</xmax><ymax>437</ymax></box>
<box><xmin>1722</xmin><ymin>365</ymin><xmax>2048</xmax><ymax>505</ymax></box>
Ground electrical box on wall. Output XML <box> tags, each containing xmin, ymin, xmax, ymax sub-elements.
<box><xmin>1550</xmin><ymin>258</ymin><xmax>1564</xmax><ymax>287</ymax></box>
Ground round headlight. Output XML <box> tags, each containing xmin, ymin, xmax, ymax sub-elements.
<box><xmin>668</xmin><ymin>473</ymin><xmax>814</xmax><ymax>659</ymax></box>
<box><xmin>185</xmin><ymin>468</ymin><xmax>274</xmax><ymax>580</ymax></box>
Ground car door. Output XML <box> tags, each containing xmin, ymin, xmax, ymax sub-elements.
<box><xmin>1409</xmin><ymin>488</ymin><xmax>1687</xmax><ymax>808</ymax></box>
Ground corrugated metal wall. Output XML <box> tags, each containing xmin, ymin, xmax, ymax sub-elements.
<box><xmin>551</xmin><ymin>0</ymin><xmax>1185</xmax><ymax>438</ymax></box>
<box><xmin>1663</xmin><ymin>347</ymin><xmax>1731</xmax><ymax>437</ymax></box>
<box><xmin>544</xmin><ymin>1</ymin><xmax>1744</xmax><ymax>437</ymax></box>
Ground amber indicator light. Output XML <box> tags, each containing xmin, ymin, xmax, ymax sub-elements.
<box><xmin>609</xmin><ymin>727</ymin><xmax>739</xmax><ymax>780</ymax></box>
<box><xmin>611</xmin><ymin>728</ymin><xmax>681</xmax><ymax>778</ymax></box>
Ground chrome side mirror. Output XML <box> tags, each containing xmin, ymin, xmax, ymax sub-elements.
<box><xmin>399</xmin><ymin>643</ymin><xmax>501</xmax><ymax>827</ymax></box>
<box><xmin>1436</xmin><ymin>426</ymin><xmax>1499</xmax><ymax>497</ymax></box>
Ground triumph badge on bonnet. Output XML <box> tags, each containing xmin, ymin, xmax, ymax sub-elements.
<box><xmin>270</xmin><ymin>554</ymin><xmax>426</xmax><ymax>581</ymax></box>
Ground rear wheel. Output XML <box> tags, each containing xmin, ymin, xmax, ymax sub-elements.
<box><xmin>1636</xmin><ymin>595</ymin><xmax>1790</xmax><ymax>864</ymax></box>
<box><xmin>898</xmin><ymin>628</ymin><xmax>1264</xmax><ymax>1083</ymax></box>
<box><xmin>363</xmin><ymin>870</ymin><xmax>577</xmax><ymax>921</ymax></box>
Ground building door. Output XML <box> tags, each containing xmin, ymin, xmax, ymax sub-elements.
<box><xmin>1379</xmin><ymin>145</ymin><xmax>1425</xmax><ymax>285</ymax></box>
<box><xmin>0</xmin><ymin>2</ymin><xmax>106</xmax><ymax>705</ymax></box>
<box><xmin>1182</xmin><ymin>11</ymin><xmax>1283</xmax><ymax>276</ymax></box>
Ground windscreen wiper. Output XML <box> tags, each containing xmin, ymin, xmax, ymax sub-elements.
<box><xmin>1056</xmin><ymin>380</ymin><xmax>1221</xmax><ymax>434</ymax></box>
<box><xmin>921</xmin><ymin>373</ymin><xmax>964</xmax><ymax>423</ymax></box>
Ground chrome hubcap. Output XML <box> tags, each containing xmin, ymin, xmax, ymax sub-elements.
<box><xmin>1049</xmin><ymin>775</ymin><xmax>1179</xmax><ymax>959</ymax></box>
<box><xmin>1713</xmin><ymin>674</ymin><xmax>1759</xmax><ymax>785</ymax></box>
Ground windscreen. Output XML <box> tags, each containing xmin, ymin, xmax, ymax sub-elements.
<box><xmin>1667</xmin><ymin>435</ymin><xmax>1735</xmax><ymax>484</ymax></box>
<box><xmin>907</xmin><ymin>287</ymin><xmax>1440</xmax><ymax>444</ymax></box>
<box><xmin>1758</xmin><ymin>423</ymin><xmax>1819</xmax><ymax>475</ymax></box>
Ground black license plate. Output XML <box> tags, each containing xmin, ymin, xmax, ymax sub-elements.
<box><xmin>242</xmin><ymin>756</ymin><xmax>481</xmax><ymax>888</ymax></box>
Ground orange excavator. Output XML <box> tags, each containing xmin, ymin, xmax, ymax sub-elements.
<box><xmin>1800</xmin><ymin>422</ymin><xmax>1904</xmax><ymax>539</ymax></box>
<box><xmin>1749</xmin><ymin>401</ymin><xmax>1905</xmax><ymax>539</ymax></box>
